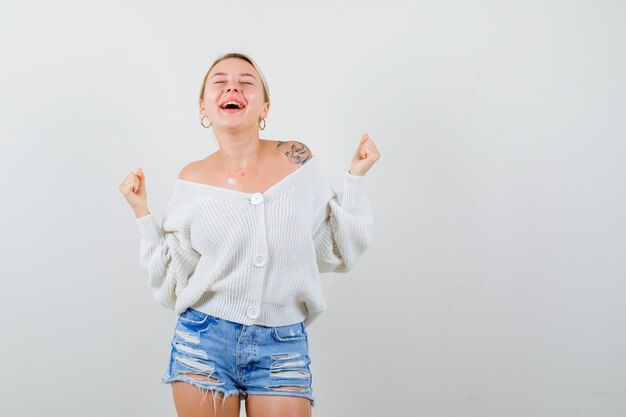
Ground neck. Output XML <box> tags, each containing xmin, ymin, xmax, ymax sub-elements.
<box><xmin>214</xmin><ymin>129</ymin><xmax>264</xmax><ymax>168</ymax></box>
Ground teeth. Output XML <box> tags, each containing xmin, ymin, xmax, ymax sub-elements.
<box><xmin>221</xmin><ymin>101</ymin><xmax>244</xmax><ymax>109</ymax></box>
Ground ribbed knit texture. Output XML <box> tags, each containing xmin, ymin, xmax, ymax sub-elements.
<box><xmin>135</xmin><ymin>156</ymin><xmax>373</xmax><ymax>328</ymax></box>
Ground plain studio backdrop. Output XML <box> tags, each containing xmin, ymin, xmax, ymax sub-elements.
<box><xmin>1</xmin><ymin>1</ymin><xmax>625</xmax><ymax>416</ymax></box>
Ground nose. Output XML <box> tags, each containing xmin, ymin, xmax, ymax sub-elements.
<box><xmin>226</xmin><ymin>79</ymin><xmax>239</xmax><ymax>92</ymax></box>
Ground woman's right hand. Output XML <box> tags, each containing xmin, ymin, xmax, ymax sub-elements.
<box><xmin>119</xmin><ymin>167</ymin><xmax>150</xmax><ymax>218</ymax></box>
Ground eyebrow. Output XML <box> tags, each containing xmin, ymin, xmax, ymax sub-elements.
<box><xmin>210</xmin><ymin>72</ymin><xmax>257</xmax><ymax>79</ymax></box>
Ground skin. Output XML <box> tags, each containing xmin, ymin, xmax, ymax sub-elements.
<box><xmin>182</xmin><ymin>57</ymin><xmax>315</xmax><ymax>194</ymax></box>
<box><xmin>118</xmin><ymin>57</ymin><xmax>381</xmax><ymax>417</ymax></box>
<box><xmin>200</xmin><ymin>57</ymin><xmax>271</xmax><ymax>171</ymax></box>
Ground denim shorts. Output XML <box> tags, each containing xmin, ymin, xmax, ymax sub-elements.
<box><xmin>160</xmin><ymin>308</ymin><xmax>315</xmax><ymax>408</ymax></box>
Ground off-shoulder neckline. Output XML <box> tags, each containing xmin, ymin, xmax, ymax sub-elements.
<box><xmin>174</xmin><ymin>156</ymin><xmax>319</xmax><ymax>201</ymax></box>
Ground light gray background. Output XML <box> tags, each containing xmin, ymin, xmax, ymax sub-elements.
<box><xmin>1</xmin><ymin>1</ymin><xmax>625</xmax><ymax>416</ymax></box>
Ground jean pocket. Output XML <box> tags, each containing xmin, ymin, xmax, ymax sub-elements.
<box><xmin>178</xmin><ymin>308</ymin><xmax>210</xmax><ymax>327</ymax></box>
<box><xmin>272</xmin><ymin>322</ymin><xmax>307</xmax><ymax>342</ymax></box>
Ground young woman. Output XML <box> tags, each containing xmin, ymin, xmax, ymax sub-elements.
<box><xmin>119</xmin><ymin>52</ymin><xmax>380</xmax><ymax>417</ymax></box>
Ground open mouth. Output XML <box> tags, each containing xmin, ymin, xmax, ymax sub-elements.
<box><xmin>220</xmin><ymin>101</ymin><xmax>246</xmax><ymax>112</ymax></box>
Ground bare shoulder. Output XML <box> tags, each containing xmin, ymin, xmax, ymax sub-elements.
<box><xmin>177</xmin><ymin>161</ymin><xmax>201</xmax><ymax>181</ymax></box>
<box><xmin>274</xmin><ymin>140</ymin><xmax>314</xmax><ymax>165</ymax></box>
<box><xmin>177</xmin><ymin>155</ymin><xmax>217</xmax><ymax>182</ymax></box>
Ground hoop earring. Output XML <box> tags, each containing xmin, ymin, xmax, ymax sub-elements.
<box><xmin>259</xmin><ymin>118</ymin><xmax>266</xmax><ymax>131</ymax></box>
<box><xmin>201</xmin><ymin>116</ymin><xmax>212</xmax><ymax>128</ymax></box>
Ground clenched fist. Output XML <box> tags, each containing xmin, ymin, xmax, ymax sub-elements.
<box><xmin>119</xmin><ymin>167</ymin><xmax>150</xmax><ymax>218</ymax></box>
<box><xmin>349</xmin><ymin>133</ymin><xmax>380</xmax><ymax>176</ymax></box>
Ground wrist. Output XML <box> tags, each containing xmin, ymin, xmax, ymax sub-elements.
<box><xmin>133</xmin><ymin>207</ymin><xmax>150</xmax><ymax>219</ymax></box>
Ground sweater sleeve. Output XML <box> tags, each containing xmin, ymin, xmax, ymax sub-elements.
<box><xmin>135</xmin><ymin>193</ymin><xmax>200</xmax><ymax>310</ymax></box>
<box><xmin>312</xmin><ymin>171</ymin><xmax>374</xmax><ymax>273</ymax></box>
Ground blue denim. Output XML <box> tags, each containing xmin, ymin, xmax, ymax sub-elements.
<box><xmin>161</xmin><ymin>308</ymin><xmax>315</xmax><ymax>408</ymax></box>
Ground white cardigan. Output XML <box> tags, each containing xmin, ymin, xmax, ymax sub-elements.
<box><xmin>135</xmin><ymin>156</ymin><xmax>373</xmax><ymax>328</ymax></box>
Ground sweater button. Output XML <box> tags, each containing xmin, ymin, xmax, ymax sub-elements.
<box><xmin>247</xmin><ymin>305</ymin><xmax>260</xmax><ymax>319</ymax></box>
<box><xmin>250</xmin><ymin>193</ymin><xmax>263</xmax><ymax>205</ymax></box>
<box><xmin>253</xmin><ymin>254</ymin><xmax>266</xmax><ymax>267</ymax></box>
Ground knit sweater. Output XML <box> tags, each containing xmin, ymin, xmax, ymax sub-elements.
<box><xmin>135</xmin><ymin>156</ymin><xmax>373</xmax><ymax>328</ymax></box>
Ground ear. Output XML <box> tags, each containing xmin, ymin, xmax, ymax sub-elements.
<box><xmin>260</xmin><ymin>101</ymin><xmax>270</xmax><ymax>119</ymax></box>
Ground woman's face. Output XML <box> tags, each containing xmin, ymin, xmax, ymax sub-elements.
<box><xmin>201</xmin><ymin>57</ymin><xmax>269</xmax><ymax>132</ymax></box>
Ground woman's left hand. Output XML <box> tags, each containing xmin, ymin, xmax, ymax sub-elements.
<box><xmin>349</xmin><ymin>133</ymin><xmax>380</xmax><ymax>176</ymax></box>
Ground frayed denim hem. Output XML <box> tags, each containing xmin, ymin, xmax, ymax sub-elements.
<box><xmin>161</xmin><ymin>375</ymin><xmax>243</xmax><ymax>414</ymax></box>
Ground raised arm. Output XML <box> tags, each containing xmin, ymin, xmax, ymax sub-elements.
<box><xmin>313</xmin><ymin>133</ymin><xmax>379</xmax><ymax>272</ymax></box>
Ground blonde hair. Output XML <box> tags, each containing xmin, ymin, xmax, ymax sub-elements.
<box><xmin>199</xmin><ymin>52</ymin><xmax>270</xmax><ymax>108</ymax></box>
